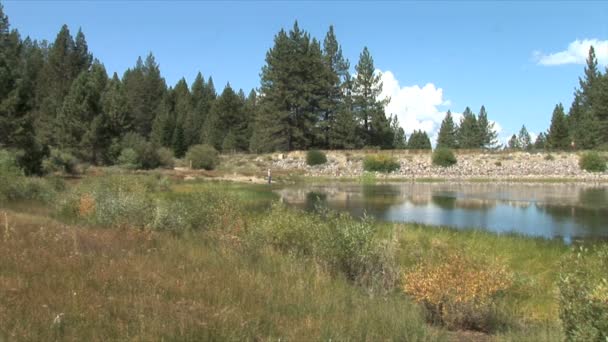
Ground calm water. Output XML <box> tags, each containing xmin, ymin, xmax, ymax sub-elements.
<box><xmin>274</xmin><ymin>182</ymin><xmax>608</xmax><ymax>242</ymax></box>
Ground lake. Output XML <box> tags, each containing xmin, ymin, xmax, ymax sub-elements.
<box><xmin>273</xmin><ymin>182</ymin><xmax>608</xmax><ymax>242</ymax></box>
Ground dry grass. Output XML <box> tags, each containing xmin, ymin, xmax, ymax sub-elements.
<box><xmin>0</xmin><ymin>209</ymin><xmax>440</xmax><ymax>341</ymax></box>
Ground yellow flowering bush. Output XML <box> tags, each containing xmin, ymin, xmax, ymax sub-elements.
<box><xmin>402</xmin><ymin>252</ymin><xmax>513</xmax><ymax>332</ymax></box>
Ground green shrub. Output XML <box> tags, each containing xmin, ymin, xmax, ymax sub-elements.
<box><xmin>306</xmin><ymin>150</ymin><xmax>327</xmax><ymax>166</ymax></box>
<box><xmin>432</xmin><ymin>148</ymin><xmax>457</xmax><ymax>167</ymax></box>
<box><xmin>544</xmin><ymin>154</ymin><xmax>555</xmax><ymax>161</ymax></box>
<box><xmin>363</xmin><ymin>154</ymin><xmax>400</xmax><ymax>173</ymax></box>
<box><xmin>117</xmin><ymin>148</ymin><xmax>139</xmax><ymax>169</ymax></box>
<box><xmin>116</xmin><ymin>133</ymin><xmax>162</xmax><ymax>170</ymax></box>
<box><xmin>57</xmin><ymin>175</ymin><xmax>154</xmax><ymax>227</ymax></box>
<box><xmin>56</xmin><ymin>175</ymin><xmax>240</xmax><ymax>232</ymax></box>
<box><xmin>247</xmin><ymin>204</ymin><xmax>399</xmax><ymax>293</ymax></box>
<box><xmin>157</xmin><ymin>147</ymin><xmax>175</xmax><ymax>169</ymax></box>
<box><xmin>559</xmin><ymin>245</ymin><xmax>608</xmax><ymax>342</ymax></box>
<box><xmin>0</xmin><ymin>150</ymin><xmax>24</xmax><ymax>200</ymax></box>
<box><xmin>579</xmin><ymin>151</ymin><xmax>606</xmax><ymax>172</ymax></box>
<box><xmin>137</xmin><ymin>142</ymin><xmax>162</xmax><ymax>170</ymax></box>
<box><xmin>42</xmin><ymin>149</ymin><xmax>79</xmax><ymax>175</ymax></box>
<box><xmin>0</xmin><ymin>150</ymin><xmax>60</xmax><ymax>202</ymax></box>
<box><xmin>186</xmin><ymin>144</ymin><xmax>219</xmax><ymax>170</ymax></box>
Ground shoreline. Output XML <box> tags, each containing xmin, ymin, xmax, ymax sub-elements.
<box><xmin>212</xmin><ymin>150</ymin><xmax>608</xmax><ymax>184</ymax></box>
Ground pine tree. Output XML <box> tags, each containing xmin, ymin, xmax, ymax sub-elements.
<box><xmin>547</xmin><ymin>103</ymin><xmax>570</xmax><ymax>150</ymax></box>
<box><xmin>102</xmin><ymin>73</ymin><xmax>132</xmax><ymax>137</ymax></box>
<box><xmin>171</xmin><ymin>78</ymin><xmax>192</xmax><ymax>155</ymax></box>
<box><xmin>407</xmin><ymin>130</ymin><xmax>432</xmax><ymax>150</ymax></box>
<box><xmin>477</xmin><ymin>105</ymin><xmax>498</xmax><ymax>149</ymax></box>
<box><xmin>517</xmin><ymin>125</ymin><xmax>531</xmax><ymax>151</ymax></box>
<box><xmin>123</xmin><ymin>53</ymin><xmax>166</xmax><ymax>137</ymax></box>
<box><xmin>188</xmin><ymin>72</ymin><xmax>206</xmax><ymax>144</ymax></box>
<box><xmin>72</xmin><ymin>28</ymin><xmax>92</xmax><ymax>76</ymax></box>
<box><xmin>151</xmin><ymin>89</ymin><xmax>176</xmax><ymax>147</ymax></box>
<box><xmin>578</xmin><ymin>46</ymin><xmax>600</xmax><ymax>109</ymax></box>
<box><xmin>172</xmin><ymin>124</ymin><xmax>186</xmax><ymax>157</ymax></box>
<box><xmin>0</xmin><ymin>6</ymin><xmax>22</xmax><ymax>145</ymax></box>
<box><xmin>352</xmin><ymin>47</ymin><xmax>390</xmax><ymax>147</ymax></box>
<box><xmin>457</xmin><ymin>107</ymin><xmax>479</xmax><ymax>149</ymax></box>
<box><xmin>328</xmin><ymin>71</ymin><xmax>359</xmax><ymax>149</ymax></box>
<box><xmin>321</xmin><ymin>25</ymin><xmax>350</xmax><ymax>148</ymax></box>
<box><xmin>0</xmin><ymin>6</ymin><xmax>48</xmax><ymax>174</ymax></box>
<box><xmin>436</xmin><ymin>110</ymin><xmax>458</xmax><ymax>148</ymax></box>
<box><xmin>574</xmin><ymin>109</ymin><xmax>601</xmax><ymax>149</ymax></box>
<box><xmin>89</xmin><ymin>73</ymin><xmax>132</xmax><ymax>163</ymax></box>
<box><xmin>210</xmin><ymin>84</ymin><xmax>248</xmax><ymax>152</ymax></box>
<box><xmin>534</xmin><ymin>132</ymin><xmax>547</xmax><ymax>150</ymax></box>
<box><xmin>252</xmin><ymin>22</ymin><xmax>327</xmax><ymax>151</ymax></box>
<box><xmin>390</xmin><ymin>115</ymin><xmax>407</xmax><ymax>149</ymax></box>
<box><xmin>595</xmin><ymin>72</ymin><xmax>608</xmax><ymax>145</ymax></box>
<box><xmin>508</xmin><ymin>134</ymin><xmax>519</xmax><ymax>150</ymax></box>
<box><xmin>243</xmin><ymin>89</ymin><xmax>257</xmax><ymax>148</ymax></box>
<box><xmin>56</xmin><ymin>62</ymin><xmax>107</xmax><ymax>160</ymax></box>
<box><xmin>46</xmin><ymin>25</ymin><xmax>76</xmax><ymax>99</ymax></box>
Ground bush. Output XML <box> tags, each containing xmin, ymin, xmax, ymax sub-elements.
<box><xmin>247</xmin><ymin>204</ymin><xmax>399</xmax><ymax>293</ymax></box>
<box><xmin>117</xmin><ymin>148</ymin><xmax>139</xmax><ymax>170</ymax></box>
<box><xmin>42</xmin><ymin>149</ymin><xmax>79</xmax><ymax>175</ymax></box>
<box><xmin>579</xmin><ymin>151</ymin><xmax>606</xmax><ymax>172</ymax></box>
<box><xmin>0</xmin><ymin>150</ymin><xmax>60</xmax><ymax>202</ymax></box>
<box><xmin>0</xmin><ymin>150</ymin><xmax>24</xmax><ymax>201</ymax></box>
<box><xmin>559</xmin><ymin>245</ymin><xmax>608</xmax><ymax>342</ymax></box>
<box><xmin>157</xmin><ymin>147</ymin><xmax>175</xmax><ymax>169</ymax></box>
<box><xmin>432</xmin><ymin>148</ymin><xmax>457</xmax><ymax>167</ymax></box>
<box><xmin>56</xmin><ymin>175</ymin><xmax>241</xmax><ymax>233</ymax></box>
<box><xmin>403</xmin><ymin>252</ymin><xmax>513</xmax><ymax>332</ymax></box>
<box><xmin>137</xmin><ymin>142</ymin><xmax>162</xmax><ymax>170</ymax></box>
<box><xmin>186</xmin><ymin>144</ymin><xmax>219</xmax><ymax>170</ymax></box>
<box><xmin>115</xmin><ymin>133</ymin><xmax>162</xmax><ymax>170</ymax></box>
<box><xmin>544</xmin><ymin>154</ymin><xmax>555</xmax><ymax>161</ymax></box>
<box><xmin>57</xmin><ymin>175</ymin><xmax>154</xmax><ymax>227</ymax></box>
<box><xmin>363</xmin><ymin>154</ymin><xmax>400</xmax><ymax>173</ymax></box>
<box><xmin>306</xmin><ymin>150</ymin><xmax>327</xmax><ymax>166</ymax></box>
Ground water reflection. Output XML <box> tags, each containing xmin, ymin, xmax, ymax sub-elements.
<box><xmin>275</xmin><ymin>183</ymin><xmax>608</xmax><ymax>241</ymax></box>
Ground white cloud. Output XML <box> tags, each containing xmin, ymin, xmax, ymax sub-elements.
<box><xmin>378</xmin><ymin>69</ymin><xmax>506</xmax><ymax>147</ymax></box>
<box><xmin>534</xmin><ymin>39</ymin><xmax>608</xmax><ymax>66</ymax></box>
<box><xmin>379</xmin><ymin>70</ymin><xmax>450</xmax><ymax>141</ymax></box>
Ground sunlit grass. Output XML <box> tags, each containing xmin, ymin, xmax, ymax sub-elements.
<box><xmin>0</xmin><ymin>174</ymin><xmax>594</xmax><ymax>341</ymax></box>
<box><xmin>0</xmin><ymin>209</ymin><xmax>440</xmax><ymax>341</ymax></box>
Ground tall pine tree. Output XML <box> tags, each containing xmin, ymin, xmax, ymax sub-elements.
<box><xmin>547</xmin><ymin>103</ymin><xmax>570</xmax><ymax>150</ymax></box>
<box><xmin>436</xmin><ymin>110</ymin><xmax>458</xmax><ymax>148</ymax></box>
<box><xmin>123</xmin><ymin>53</ymin><xmax>166</xmax><ymax>137</ymax></box>
<box><xmin>352</xmin><ymin>47</ymin><xmax>391</xmax><ymax>148</ymax></box>
<box><xmin>457</xmin><ymin>107</ymin><xmax>479</xmax><ymax>149</ymax></box>
<box><xmin>477</xmin><ymin>105</ymin><xmax>498</xmax><ymax>149</ymax></box>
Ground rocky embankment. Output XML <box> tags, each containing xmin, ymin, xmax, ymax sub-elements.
<box><xmin>265</xmin><ymin>151</ymin><xmax>608</xmax><ymax>182</ymax></box>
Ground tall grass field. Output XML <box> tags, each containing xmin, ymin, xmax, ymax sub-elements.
<box><xmin>0</xmin><ymin>166</ymin><xmax>604</xmax><ymax>340</ymax></box>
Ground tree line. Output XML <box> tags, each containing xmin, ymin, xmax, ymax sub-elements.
<box><xmin>0</xmin><ymin>5</ymin><xmax>439</xmax><ymax>174</ymax></box>
<box><xmin>505</xmin><ymin>47</ymin><xmax>608</xmax><ymax>152</ymax></box>
<box><xmin>541</xmin><ymin>46</ymin><xmax>608</xmax><ymax>151</ymax></box>
<box><xmin>435</xmin><ymin>106</ymin><xmax>499</xmax><ymax>150</ymax></box>
<box><xmin>2</xmin><ymin>4</ymin><xmax>604</xmax><ymax>175</ymax></box>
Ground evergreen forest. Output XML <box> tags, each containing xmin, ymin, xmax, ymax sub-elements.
<box><xmin>1</xmin><ymin>4</ymin><xmax>606</xmax><ymax>175</ymax></box>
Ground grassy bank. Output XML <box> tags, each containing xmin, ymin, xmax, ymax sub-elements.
<box><xmin>0</xmin><ymin>210</ymin><xmax>437</xmax><ymax>341</ymax></box>
<box><xmin>0</xmin><ymin>172</ymin><xmax>604</xmax><ymax>340</ymax></box>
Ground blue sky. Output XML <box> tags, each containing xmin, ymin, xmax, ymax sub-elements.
<box><xmin>4</xmin><ymin>1</ymin><xmax>608</xmax><ymax>143</ymax></box>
